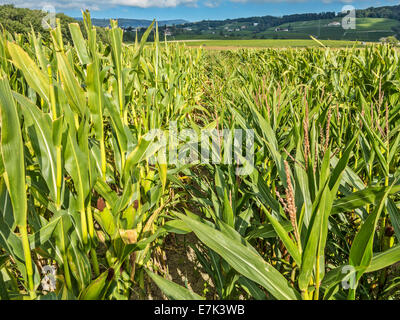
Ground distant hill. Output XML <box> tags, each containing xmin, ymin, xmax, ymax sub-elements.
<box><xmin>75</xmin><ymin>18</ymin><xmax>188</xmax><ymax>29</ymax></box>
<box><xmin>267</xmin><ymin>18</ymin><xmax>399</xmax><ymax>42</ymax></box>
<box><xmin>162</xmin><ymin>4</ymin><xmax>400</xmax><ymax>42</ymax></box>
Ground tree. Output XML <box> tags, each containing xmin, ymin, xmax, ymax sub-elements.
<box><xmin>0</xmin><ymin>5</ymin><xmax>108</xmax><ymax>44</ymax></box>
<box><xmin>380</xmin><ymin>36</ymin><xmax>399</xmax><ymax>45</ymax></box>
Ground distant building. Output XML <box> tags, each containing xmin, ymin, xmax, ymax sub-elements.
<box><xmin>328</xmin><ymin>21</ymin><xmax>341</xmax><ymax>27</ymax></box>
<box><xmin>241</xmin><ymin>25</ymin><xmax>246</xmax><ymax>29</ymax></box>
<box><xmin>253</xmin><ymin>23</ymin><xmax>259</xmax><ymax>26</ymax></box>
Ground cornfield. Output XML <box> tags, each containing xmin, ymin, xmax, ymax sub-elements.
<box><xmin>0</xmin><ymin>12</ymin><xmax>399</xmax><ymax>300</ymax></box>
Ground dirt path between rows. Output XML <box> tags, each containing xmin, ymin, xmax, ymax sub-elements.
<box><xmin>131</xmin><ymin>233</ymin><xmax>216</xmax><ymax>300</ymax></box>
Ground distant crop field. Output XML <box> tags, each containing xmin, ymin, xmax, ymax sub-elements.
<box><xmin>275</xmin><ymin>17</ymin><xmax>399</xmax><ymax>31</ymax></box>
<box><xmin>176</xmin><ymin>39</ymin><xmax>367</xmax><ymax>49</ymax></box>
<box><xmin>267</xmin><ymin>18</ymin><xmax>399</xmax><ymax>41</ymax></box>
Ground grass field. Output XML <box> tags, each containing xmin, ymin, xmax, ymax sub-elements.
<box><xmin>171</xmin><ymin>17</ymin><xmax>399</xmax><ymax>42</ymax></box>
<box><xmin>264</xmin><ymin>18</ymin><xmax>400</xmax><ymax>41</ymax></box>
<box><xmin>177</xmin><ymin>39</ymin><xmax>367</xmax><ymax>49</ymax></box>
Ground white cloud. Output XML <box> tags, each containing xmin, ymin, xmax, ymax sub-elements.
<box><xmin>204</xmin><ymin>0</ymin><xmax>222</xmax><ymax>7</ymax></box>
<box><xmin>110</xmin><ymin>0</ymin><xmax>197</xmax><ymax>8</ymax></box>
<box><xmin>0</xmin><ymin>0</ymin><xmax>101</xmax><ymax>10</ymax></box>
<box><xmin>229</xmin><ymin>0</ymin><xmax>355</xmax><ymax>3</ymax></box>
<box><xmin>229</xmin><ymin>0</ymin><xmax>307</xmax><ymax>3</ymax></box>
<box><xmin>0</xmin><ymin>0</ymin><xmax>198</xmax><ymax>10</ymax></box>
<box><xmin>0</xmin><ymin>0</ymin><xmax>365</xmax><ymax>11</ymax></box>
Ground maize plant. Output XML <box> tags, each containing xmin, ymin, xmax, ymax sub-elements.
<box><xmin>0</xmin><ymin>12</ymin><xmax>203</xmax><ymax>300</ymax></box>
<box><xmin>0</xmin><ymin>12</ymin><xmax>399</xmax><ymax>300</ymax></box>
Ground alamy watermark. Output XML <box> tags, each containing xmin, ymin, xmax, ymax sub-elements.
<box><xmin>342</xmin><ymin>5</ymin><xmax>356</xmax><ymax>30</ymax></box>
<box><xmin>143</xmin><ymin>123</ymin><xmax>255</xmax><ymax>176</ymax></box>
<box><xmin>41</xmin><ymin>4</ymin><xmax>56</xmax><ymax>30</ymax></box>
<box><xmin>341</xmin><ymin>265</ymin><xmax>357</xmax><ymax>290</ymax></box>
<box><xmin>41</xmin><ymin>265</ymin><xmax>57</xmax><ymax>292</ymax></box>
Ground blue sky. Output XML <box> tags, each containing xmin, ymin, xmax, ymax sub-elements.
<box><xmin>2</xmin><ymin>0</ymin><xmax>399</xmax><ymax>21</ymax></box>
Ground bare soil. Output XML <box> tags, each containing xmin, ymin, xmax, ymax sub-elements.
<box><xmin>131</xmin><ymin>233</ymin><xmax>216</xmax><ymax>300</ymax></box>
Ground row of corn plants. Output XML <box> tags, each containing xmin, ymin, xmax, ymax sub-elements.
<box><xmin>164</xmin><ymin>47</ymin><xmax>400</xmax><ymax>300</ymax></box>
<box><xmin>0</xmin><ymin>12</ymin><xmax>205</xmax><ymax>300</ymax></box>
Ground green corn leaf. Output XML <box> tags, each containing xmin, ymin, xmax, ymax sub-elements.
<box><xmin>64</xmin><ymin>126</ymin><xmax>90</xmax><ymax>213</ymax></box>
<box><xmin>321</xmin><ymin>264</ymin><xmax>363</xmax><ymax>299</ymax></box>
<box><xmin>67</xmin><ymin>233</ymin><xmax>92</xmax><ymax>289</ymax></box>
<box><xmin>246</xmin><ymin>220</ymin><xmax>293</xmax><ymax>240</ymax></box>
<box><xmin>86</xmin><ymin>62</ymin><xmax>103</xmax><ymax>134</ymax></box>
<box><xmin>0</xmin><ymin>270</ymin><xmax>9</xmax><ymax>300</ymax></box>
<box><xmin>176</xmin><ymin>212</ymin><xmax>301</xmax><ymax>300</ymax></box>
<box><xmin>146</xmin><ymin>269</ymin><xmax>205</xmax><ymax>300</ymax></box>
<box><xmin>104</xmin><ymin>94</ymin><xmax>128</xmax><ymax>171</ymax></box>
<box><xmin>366</xmin><ymin>245</ymin><xmax>400</xmax><ymax>273</ymax></box>
<box><xmin>331</xmin><ymin>185</ymin><xmax>400</xmax><ymax>215</ymax></box>
<box><xmin>329</xmin><ymin>132</ymin><xmax>359</xmax><ymax>191</ymax></box>
<box><xmin>94</xmin><ymin>179</ymin><xmax>118</xmax><ymax>208</ymax></box>
<box><xmin>248</xmin><ymin>170</ymin><xmax>281</xmax><ymax>218</ymax></box>
<box><xmin>163</xmin><ymin>220</ymin><xmax>192</xmax><ymax>234</ymax></box>
<box><xmin>123</xmin><ymin>137</ymin><xmax>156</xmax><ymax>184</ymax></box>
<box><xmin>0</xmin><ymin>73</ymin><xmax>27</xmax><ymax>228</ymax></box>
<box><xmin>79</xmin><ymin>268</ymin><xmax>114</xmax><ymax>300</ymax></box>
<box><xmin>56</xmin><ymin>52</ymin><xmax>86</xmax><ymax>116</ymax></box>
<box><xmin>0</xmin><ymin>179</ymin><xmax>15</xmax><ymax>230</ymax></box>
<box><xmin>387</xmin><ymin>198</ymin><xmax>400</xmax><ymax>241</ymax></box>
<box><xmin>69</xmin><ymin>23</ymin><xmax>90</xmax><ymax>66</ymax></box>
<box><xmin>349</xmin><ymin>188</ymin><xmax>392</xmax><ymax>276</ymax></box>
<box><xmin>95</xmin><ymin>207</ymin><xmax>117</xmax><ymax>239</ymax></box>
<box><xmin>331</xmin><ymin>156</ymin><xmax>365</xmax><ymax>191</ymax></box>
<box><xmin>244</xmin><ymin>96</ymin><xmax>286</xmax><ymax>187</ymax></box>
<box><xmin>28</xmin><ymin>216</ymin><xmax>62</xmax><ymax>250</ymax></box>
<box><xmin>29</xmin><ymin>30</ymin><xmax>49</xmax><ymax>72</ymax></box>
<box><xmin>294</xmin><ymin>138</ymin><xmax>312</xmax><ymax>228</ymax></box>
<box><xmin>132</xmin><ymin>20</ymin><xmax>155</xmax><ymax>66</ymax></box>
<box><xmin>6</xmin><ymin>42</ymin><xmax>50</xmax><ymax>103</ymax></box>
<box><xmin>12</xmin><ymin>92</ymin><xmax>58</xmax><ymax>202</ymax></box>
<box><xmin>359</xmin><ymin>115</ymin><xmax>388</xmax><ymax>174</ymax></box>
<box><xmin>298</xmin><ymin>180</ymin><xmax>330</xmax><ymax>291</ymax></box>
<box><xmin>0</xmin><ymin>215</ymin><xmax>24</xmax><ymax>261</ymax></box>
<box><xmin>223</xmin><ymin>188</ymin><xmax>235</xmax><ymax>227</ymax></box>
<box><xmin>238</xmin><ymin>276</ymin><xmax>267</xmax><ymax>300</ymax></box>
<box><xmin>260</xmin><ymin>204</ymin><xmax>302</xmax><ymax>266</ymax></box>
